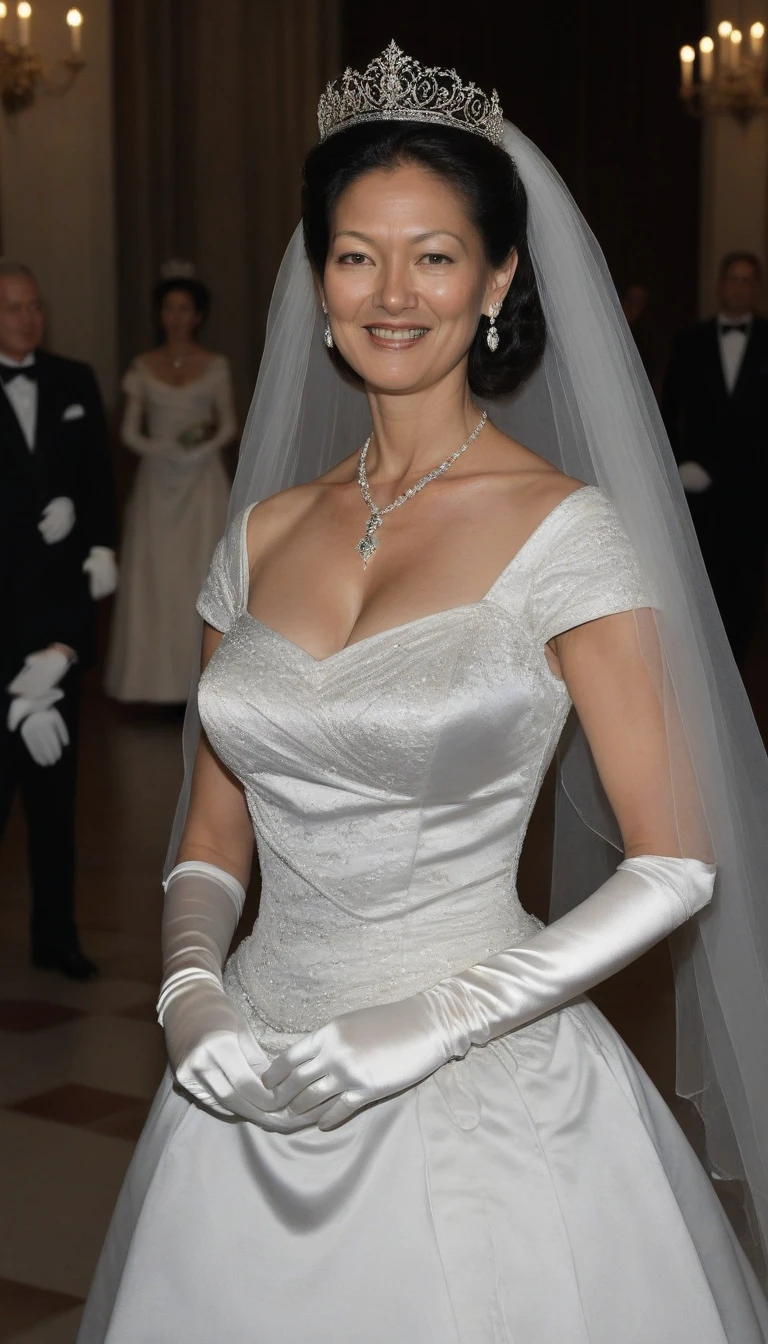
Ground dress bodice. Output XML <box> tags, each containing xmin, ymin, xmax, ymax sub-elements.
<box><xmin>197</xmin><ymin>486</ymin><xmax>649</xmax><ymax>1057</ymax></box>
<box><xmin>124</xmin><ymin>355</ymin><xmax>232</xmax><ymax>443</ymax></box>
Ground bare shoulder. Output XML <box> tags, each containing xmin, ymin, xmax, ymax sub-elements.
<box><xmin>243</xmin><ymin>470</ymin><xmax>342</xmax><ymax>568</ymax></box>
<box><xmin>482</xmin><ymin>425</ymin><xmax>586</xmax><ymax>528</ymax></box>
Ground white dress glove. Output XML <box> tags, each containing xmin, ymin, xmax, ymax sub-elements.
<box><xmin>19</xmin><ymin>706</ymin><xmax>70</xmax><ymax>766</ymax></box>
<box><xmin>678</xmin><ymin>461</ymin><xmax>713</xmax><ymax>494</ymax></box>
<box><xmin>7</xmin><ymin>648</ymin><xmax>71</xmax><ymax>699</ymax></box>
<box><xmin>7</xmin><ymin>688</ymin><xmax>64</xmax><ymax>733</ymax></box>
<box><xmin>159</xmin><ymin>862</ymin><xmax>332</xmax><ymax>1131</ymax></box>
<box><xmin>38</xmin><ymin>497</ymin><xmax>76</xmax><ymax>544</ymax></box>
<box><xmin>82</xmin><ymin>546</ymin><xmax>118</xmax><ymax>600</ymax></box>
<box><xmin>263</xmin><ymin>855</ymin><xmax>716</xmax><ymax>1130</ymax></box>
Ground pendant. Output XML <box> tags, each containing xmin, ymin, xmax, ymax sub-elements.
<box><xmin>355</xmin><ymin>512</ymin><xmax>381</xmax><ymax>568</ymax></box>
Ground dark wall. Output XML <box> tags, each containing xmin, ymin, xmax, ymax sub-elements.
<box><xmin>341</xmin><ymin>1</ymin><xmax>704</xmax><ymax>368</ymax></box>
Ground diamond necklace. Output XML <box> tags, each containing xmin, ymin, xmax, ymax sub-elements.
<box><xmin>354</xmin><ymin>411</ymin><xmax>488</xmax><ymax>567</ymax></box>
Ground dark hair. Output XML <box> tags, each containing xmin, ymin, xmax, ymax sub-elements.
<box><xmin>719</xmin><ymin>251</ymin><xmax>762</xmax><ymax>281</ymax></box>
<box><xmin>152</xmin><ymin>277</ymin><xmax>211</xmax><ymax>343</ymax></box>
<box><xmin>301</xmin><ymin>121</ymin><xmax>545</xmax><ymax>398</ymax></box>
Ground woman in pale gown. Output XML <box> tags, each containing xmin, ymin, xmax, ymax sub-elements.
<box><xmin>80</xmin><ymin>47</ymin><xmax>768</xmax><ymax>1344</ymax></box>
<box><xmin>105</xmin><ymin>274</ymin><xmax>236</xmax><ymax>703</ymax></box>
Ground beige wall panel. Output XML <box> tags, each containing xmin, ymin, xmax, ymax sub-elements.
<box><xmin>0</xmin><ymin>0</ymin><xmax>117</xmax><ymax>398</ymax></box>
<box><xmin>699</xmin><ymin>0</ymin><xmax>768</xmax><ymax>312</ymax></box>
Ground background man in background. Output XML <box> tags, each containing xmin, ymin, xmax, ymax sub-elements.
<box><xmin>0</xmin><ymin>260</ymin><xmax>118</xmax><ymax>979</ymax></box>
<box><xmin>661</xmin><ymin>252</ymin><xmax>768</xmax><ymax>666</ymax></box>
<box><xmin>621</xmin><ymin>282</ymin><xmax>659</xmax><ymax>391</ymax></box>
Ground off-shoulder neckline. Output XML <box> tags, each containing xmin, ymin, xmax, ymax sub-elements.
<box><xmin>134</xmin><ymin>353</ymin><xmax>226</xmax><ymax>391</ymax></box>
<box><xmin>228</xmin><ymin>484</ymin><xmax>600</xmax><ymax>667</ymax></box>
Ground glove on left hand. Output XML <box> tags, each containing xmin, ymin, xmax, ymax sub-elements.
<box><xmin>7</xmin><ymin>649</ymin><xmax>71</xmax><ymax>699</ymax></box>
<box><xmin>263</xmin><ymin>854</ymin><xmax>715</xmax><ymax>1131</ymax></box>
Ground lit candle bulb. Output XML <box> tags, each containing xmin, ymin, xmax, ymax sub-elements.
<box><xmin>16</xmin><ymin>2</ymin><xmax>31</xmax><ymax>47</ymax></box>
<box><xmin>699</xmin><ymin>35</ymin><xmax>714</xmax><ymax>82</ymax></box>
<box><xmin>66</xmin><ymin>8</ymin><xmax>82</xmax><ymax>54</ymax></box>
<box><xmin>750</xmin><ymin>21</ymin><xmax>764</xmax><ymax>61</ymax></box>
<box><xmin>718</xmin><ymin>19</ymin><xmax>733</xmax><ymax>67</ymax></box>
<box><xmin>0</xmin><ymin>4</ymin><xmax>7</xmax><ymax>40</ymax></box>
<box><xmin>680</xmin><ymin>44</ymin><xmax>696</xmax><ymax>90</ymax></box>
<box><xmin>731</xmin><ymin>28</ymin><xmax>743</xmax><ymax>68</ymax></box>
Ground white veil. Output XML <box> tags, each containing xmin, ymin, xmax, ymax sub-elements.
<box><xmin>168</xmin><ymin>121</ymin><xmax>768</xmax><ymax>1266</ymax></box>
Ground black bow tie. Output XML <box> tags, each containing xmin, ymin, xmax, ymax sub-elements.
<box><xmin>0</xmin><ymin>361</ymin><xmax>36</xmax><ymax>385</ymax></box>
<box><xmin>721</xmin><ymin>322</ymin><xmax>750</xmax><ymax>336</ymax></box>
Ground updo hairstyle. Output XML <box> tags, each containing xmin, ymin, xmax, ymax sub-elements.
<box><xmin>152</xmin><ymin>276</ymin><xmax>211</xmax><ymax>344</ymax></box>
<box><xmin>301</xmin><ymin>121</ymin><xmax>546</xmax><ymax>398</ymax></box>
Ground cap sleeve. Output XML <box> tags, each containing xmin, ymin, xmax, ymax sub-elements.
<box><xmin>121</xmin><ymin>360</ymin><xmax>143</xmax><ymax>399</ymax></box>
<box><xmin>529</xmin><ymin>488</ymin><xmax>652</xmax><ymax>646</ymax></box>
<box><xmin>196</xmin><ymin>505</ymin><xmax>254</xmax><ymax>633</ymax></box>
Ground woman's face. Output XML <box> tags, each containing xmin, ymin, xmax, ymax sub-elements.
<box><xmin>160</xmin><ymin>289</ymin><xmax>200</xmax><ymax>342</ymax></box>
<box><xmin>323</xmin><ymin>163</ymin><xmax>515</xmax><ymax>395</ymax></box>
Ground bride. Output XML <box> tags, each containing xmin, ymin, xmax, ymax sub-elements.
<box><xmin>79</xmin><ymin>45</ymin><xmax>768</xmax><ymax>1343</ymax></box>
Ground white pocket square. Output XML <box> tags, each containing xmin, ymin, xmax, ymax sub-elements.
<box><xmin>62</xmin><ymin>404</ymin><xmax>85</xmax><ymax>421</ymax></box>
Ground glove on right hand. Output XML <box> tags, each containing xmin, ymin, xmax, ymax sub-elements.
<box><xmin>163</xmin><ymin>977</ymin><xmax>334</xmax><ymax>1132</ymax></box>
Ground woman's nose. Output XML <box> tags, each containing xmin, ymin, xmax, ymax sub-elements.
<box><xmin>374</xmin><ymin>264</ymin><xmax>417</xmax><ymax>313</ymax></box>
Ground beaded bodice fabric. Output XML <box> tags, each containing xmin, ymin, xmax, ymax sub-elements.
<box><xmin>196</xmin><ymin>486</ymin><xmax>649</xmax><ymax>1059</ymax></box>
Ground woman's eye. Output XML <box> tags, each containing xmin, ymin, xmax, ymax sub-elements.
<box><xmin>337</xmin><ymin>252</ymin><xmax>370</xmax><ymax>265</ymax></box>
<box><xmin>422</xmin><ymin>253</ymin><xmax>453</xmax><ymax>265</ymax></box>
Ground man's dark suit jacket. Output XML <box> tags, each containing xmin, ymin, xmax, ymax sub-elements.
<box><xmin>0</xmin><ymin>349</ymin><xmax>116</xmax><ymax>681</ymax></box>
<box><xmin>661</xmin><ymin>315</ymin><xmax>768</xmax><ymax>541</ymax></box>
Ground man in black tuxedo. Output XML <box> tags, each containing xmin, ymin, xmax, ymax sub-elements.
<box><xmin>0</xmin><ymin>261</ymin><xmax>117</xmax><ymax>979</ymax></box>
<box><xmin>661</xmin><ymin>252</ymin><xmax>768</xmax><ymax>666</ymax></box>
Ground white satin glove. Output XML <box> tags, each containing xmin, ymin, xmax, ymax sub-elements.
<box><xmin>82</xmin><ymin>546</ymin><xmax>118</xmax><ymax>600</ymax></box>
<box><xmin>19</xmin><ymin>705</ymin><xmax>70</xmax><ymax>766</ymax></box>
<box><xmin>7</xmin><ymin>688</ymin><xmax>64</xmax><ymax>733</ymax></box>
<box><xmin>264</xmin><ymin>855</ymin><xmax>716</xmax><ymax>1131</ymax></box>
<box><xmin>159</xmin><ymin>862</ymin><xmax>331</xmax><ymax>1130</ymax></box>
<box><xmin>7</xmin><ymin>648</ymin><xmax>71</xmax><ymax>699</ymax></box>
<box><xmin>678</xmin><ymin>461</ymin><xmax>713</xmax><ymax>494</ymax></box>
<box><xmin>38</xmin><ymin>496</ymin><xmax>76</xmax><ymax>544</ymax></box>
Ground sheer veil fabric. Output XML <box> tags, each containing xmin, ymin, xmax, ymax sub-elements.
<box><xmin>168</xmin><ymin>121</ymin><xmax>768</xmax><ymax>1265</ymax></box>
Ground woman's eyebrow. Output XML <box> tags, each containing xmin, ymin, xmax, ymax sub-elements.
<box><xmin>332</xmin><ymin>228</ymin><xmax>468</xmax><ymax>252</ymax></box>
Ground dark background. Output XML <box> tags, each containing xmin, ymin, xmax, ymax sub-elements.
<box><xmin>342</xmin><ymin>1</ymin><xmax>704</xmax><ymax>362</ymax></box>
<box><xmin>112</xmin><ymin>1</ymin><xmax>704</xmax><ymax>402</ymax></box>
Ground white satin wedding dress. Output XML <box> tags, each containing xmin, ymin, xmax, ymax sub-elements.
<box><xmin>79</xmin><ymin>486</ymin><xmax>768</xmax><ymax>1343</ymax></box>
<box><xmin>105</xmin><ymin>356</ymin><xmax>234</xmax><ymax>703</ymax></box>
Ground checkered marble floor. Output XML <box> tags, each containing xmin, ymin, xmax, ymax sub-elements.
<box><xmin>0</xmin><ymin>692</ymin><xmax>177</xmax><ymax>1343</ymax></box>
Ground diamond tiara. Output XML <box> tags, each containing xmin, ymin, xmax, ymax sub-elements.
<box><xmin>317</xmin><ymin>42</ymin><xmax>504</xmax><ymax>148</ymax></box>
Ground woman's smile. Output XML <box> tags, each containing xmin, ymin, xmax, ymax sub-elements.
<box><xmin>364</xmin><ymin>323</ymin><xmax>430</xmax><ymax>351</ymax></box>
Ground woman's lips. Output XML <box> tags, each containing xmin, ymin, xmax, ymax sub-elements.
<box><xmin>364</xmin><ymin>325</ymin><xmax>430</xmax><ymax>351</ymax></box>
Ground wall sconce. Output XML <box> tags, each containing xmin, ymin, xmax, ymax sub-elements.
<box><xmin>0</xmin><ymin>4</ymin><xmax>85</xmax><ymax>115</ymax></box>
<box><xmin>679</xmin><ymin>19</ymin><xmax>768</xmax><ymax>125</ymax></box>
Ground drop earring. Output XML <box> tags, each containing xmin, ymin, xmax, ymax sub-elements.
<box><xmin>322</xmin><ymin>304</ymin><xmax>334</xmax><ymax>349</ymax></box>
<box><xmin>486</xmin><ymin>301</ymin><xmax>501</xmax><ymax>352</ymax></box>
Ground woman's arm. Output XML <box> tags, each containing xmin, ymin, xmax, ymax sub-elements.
<box><xmin>174</xmin><ymin>627</ymin><xmax>254</xmax><ymax>886</ymax></box>
<box><xmin>120</xmin><ymin>369</ymin><xmax>186</xmax><ymax>462</ymax></box>
<box><xmin>182</xmin><ymin>359</ymin><xmax>238</xmax><ymax>461</ymax></box>
<box><xmin>552</xmin><ymin>605</ymin><xmax>712</xmax><ymax>862</ymax></box>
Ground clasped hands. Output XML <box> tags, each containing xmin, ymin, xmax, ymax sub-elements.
<box><xmin>166</xmin><ymin>979</ymin><xmax>451</xmax><ymax>1133</ymax></box>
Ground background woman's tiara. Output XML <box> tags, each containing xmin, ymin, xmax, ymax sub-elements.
<box><xmin>317</xmin><ymin>41</ymin><xmax>504</xmax><ymax>148</ymax></box>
